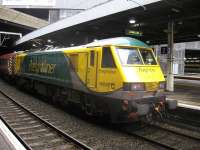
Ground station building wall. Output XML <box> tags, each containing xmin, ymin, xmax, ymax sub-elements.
<box><xmin>153</xmin><ymin>41</ymin><xmax>200</xmax><ymax>75</ymax></box>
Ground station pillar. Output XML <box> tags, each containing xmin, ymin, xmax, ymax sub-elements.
<box><xmin>166</xmin><ymin>19</ymin><xmax>174</xmax><ymax>91</ymax></box>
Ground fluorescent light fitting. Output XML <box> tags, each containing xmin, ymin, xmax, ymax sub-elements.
<box><xmin>129</xmin><ymin>17</ymin><xmax>136</xmax><ymax>24</ymax></box>
<box><xmin>171</xmin><ymin>8</ymin><xmax>180</xmax><ymax>13</ymax></box>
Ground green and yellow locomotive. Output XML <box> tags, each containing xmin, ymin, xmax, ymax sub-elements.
<box><xmin>1</xmin><ymin>37</ymin><xmax>177</xmax><ymax>123</ymax></box>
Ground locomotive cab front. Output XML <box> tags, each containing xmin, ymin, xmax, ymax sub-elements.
<box><xmin>109</xmin><ymin>45</ymin><xmax>177</xmax><ymax>122</ymax></box>
<box><xmin>114</xmin><ymin>46</ymin><xmax>165</xmax><ymax>92</ymax></box>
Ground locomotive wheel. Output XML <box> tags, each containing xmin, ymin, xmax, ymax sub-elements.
<box><xmin>83</xmin><ymin>96</ymin><xmax>96</xmax><ymax>116</ymax></box>
<box><xmin>51</xmin><ymin>89</ymin><xmax>61</xmax><ymax>105</ymax></box>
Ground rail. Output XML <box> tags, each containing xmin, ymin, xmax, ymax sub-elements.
<box><xmin>0</xmin><ymin>90</ymin><xmax>92</xmax><ymax>150</ymax></box>
<box><xmin>121</xmin><ymin>120</ymin><xmax>200</xmax><ymax>150</ymax></box>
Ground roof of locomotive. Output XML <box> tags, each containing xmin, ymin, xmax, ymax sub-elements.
<box><xmin>86</xmin><ymin>37</ymin><xmax>150</xmax><ymax>48</ymax></box>
<box><xmin>24</xmin><ymin>46</ymin><xmax>83</xmax><ymax>54</ymax></box>
<box><xmin>23</xmin><ymin>37</ymin><xmax>150</xmax><ymax>54</ymax></box>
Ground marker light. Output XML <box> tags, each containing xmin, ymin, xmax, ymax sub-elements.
<box><xmin>124</xmin><ymin>83</ymin><xmax>145</xmax><ymax>91</ymax></box>
<box><xmin>159</xmin><ymin>82</ymin><xmax>166</xmax><ymax>89</ymax></box>
<box><xmin>131</xmin><ymin>83</ymin><xmax>145</xmax><ymax>91</ymax></box>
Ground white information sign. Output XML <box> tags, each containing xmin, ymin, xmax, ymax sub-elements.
<box><xmin>2</xmin><ymin>0</ymin><xmax>56</xmax><ymax>6</ymax></box>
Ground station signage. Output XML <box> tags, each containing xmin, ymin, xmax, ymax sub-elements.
<box><xmin>2</xmin><ymin>0</ymin><xmax>56</xmax><ymax>6</ymax></box>
<box><xmin>125</xmin><ymin>29</ymin><xmax>143</xmax><ymax>37</ymax></box>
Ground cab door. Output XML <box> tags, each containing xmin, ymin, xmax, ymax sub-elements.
<box><xmin>86</xmin><ymin>50</ymin><xmax>98</xmax><ymax>89</ymax></box>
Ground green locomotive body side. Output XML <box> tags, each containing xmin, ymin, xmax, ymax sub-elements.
<box><xmin>20</xmin><ymin>51</ymin><xmax>73</xmax><ymax>88</ymax></box>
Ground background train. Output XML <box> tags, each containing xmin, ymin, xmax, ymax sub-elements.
<box><xmin>0</xmin><ymin>37</ymin><xmax>177</xmax><ymax>123</ymax></box>
<box><xmin>185</xmin><ymin>50</ymin><xmax>200</xmax><ymax>73</ymax></box>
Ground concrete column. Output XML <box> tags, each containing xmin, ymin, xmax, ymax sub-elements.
<box><xmin>166</xmin><ymin>19</ymin><xmax>174</xmax><ymax>91</ymax></box>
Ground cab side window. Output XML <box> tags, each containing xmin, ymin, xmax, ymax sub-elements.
<box><xmin>101</xmin><ymin>47</ymin><xmax>116</xmax><ymax>68</ymax></box>
<box><xmin>70</xmin><ymin>54</ymin><xmax>79</xmax><ymax>71</ymax></box>
<box><xmin>90</xmin><ymin>51</ymin><xmax>94</xmax><ymax>66</ymax></box>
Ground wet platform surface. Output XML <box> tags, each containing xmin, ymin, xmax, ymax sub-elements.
<box><xmin>0</xmin><ymin>119</ymin><xmax>26</xmax><ymax>150</ymax></box>
<box><xmin>0</xmin><ymin>133</ymin><xmax>15</xmax><ymax>150</ymax></box>
<box><xmin>166</xmin><ymin>77</ymin><xmax>200</xmax><ymax>108</ymax></box>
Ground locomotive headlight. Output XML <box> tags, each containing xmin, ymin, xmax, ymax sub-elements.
<box><xmin>159</xmin><ymin>82</ymin><xmax>166</xmax><ymax>89</ymax></box>
<box><xmin>123</xmin><ymin>83</ymin><xmax>145</xmax><ymax>91</ymax></box>
<box><xmin>131</xmin><ymin>83</ymin><xmax>145</xmax><ymax>91</ymax></box>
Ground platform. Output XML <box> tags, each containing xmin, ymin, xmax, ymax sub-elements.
<box><xmin>174</xmin><ymin>73</ymin><xmax>200</xmax><ymax>80</ymax></box>
<box><xmin>166</xmin><ymin>77</ymin><xmax>200</xmax><ymax>110</ymax></box>
<box><xmin>0</xmin><ymin>119</ymin><xmax>26</xmax><ymax>150</ymax></box>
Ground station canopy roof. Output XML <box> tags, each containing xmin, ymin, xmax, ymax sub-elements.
<box><xmin>0</xmin><ymin>5</ymin><xmax>48</xmax><ymax>52</ymax></box>
<box><xmin>16</xmin><ymin>0</ymin><xmax>200</xmax><ymax>50</ymax></box>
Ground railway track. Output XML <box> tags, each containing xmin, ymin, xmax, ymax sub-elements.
<box><xmin>166</xmin><ymin>115</ymin><xmax>200</xmax><ymax>133</ymax></box>
<box><xmin>168</xmin><ymin>110</ymin><xmax>200</xmax><ymax>128</ymax></box>
<box><xmin>0</xmin><ymin>90</ymin><xmax>92</xmax><ymax>150</ymax></box>
<box><xmin>122</xmin><ymin>121</ymin><xmax>200</xmax><ymax>150</ymax></box>
<box><xmin>0</xmin><ymin>80</ymin><xmax>199</xmax><ymax>150</ymax></box>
